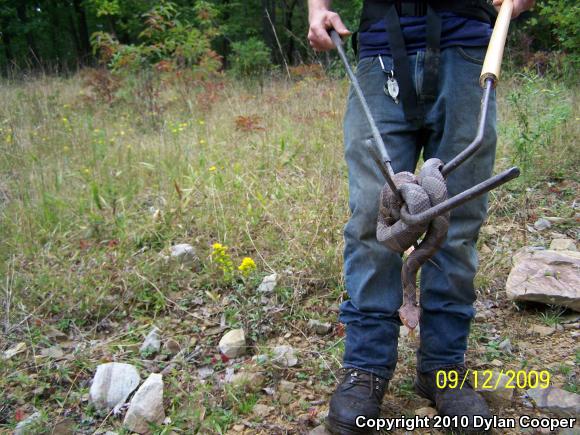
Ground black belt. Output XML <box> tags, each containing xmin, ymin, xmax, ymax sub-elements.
<box><xmin>384</xmin><ymin>4</ymin><xmax>441</xmax><ymax>124</ymax></box>
<box><xmin>394</xmin><ymin>0</ymin><xmax>428</xmax><ymax>16</ymax></box>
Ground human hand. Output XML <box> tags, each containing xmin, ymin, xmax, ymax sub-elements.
<box><xmin>492</xmin><ymin>0</ymin><xmax>535</xmax><ymax>18</ymax></box>
<box><xmin>308</xmin><ymin>9</ymin><xmax>351</xmax><ymax>51</ymax></box>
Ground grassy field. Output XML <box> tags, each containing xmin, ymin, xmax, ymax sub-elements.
<box><xmin>0</xmin><ymin>68</ymin><xmax>578</xmax><ymax>434</ymax></box>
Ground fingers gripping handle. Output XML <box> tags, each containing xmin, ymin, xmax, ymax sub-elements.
<box><xmin>480</xmin><ymin>0</ymin><xmax>513</xmax><ymax>88</ymax></box>
<box><xmin>329</xmin><ymin>30</ymin><xmax>343</xmax><ymax>49</ymax></box>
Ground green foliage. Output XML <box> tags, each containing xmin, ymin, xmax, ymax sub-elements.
<box><xmin>508</xmin><ymin>0</ymin><xmax>580</xmax><ymax>76</ymax></box>
<box><xmin>536</xmin><ymin>0</ymin><xmax>579</xmax><ymax>53</ymax></box>
<box><xmin>505</xmin><ymin>74</ymin><xmax>572</xmax><ymax>180</ymax></box>
<box><xmin>230</xmin><ymin>37</ymin><xmax>271</xmax><ymax>78</ymax></box>
<box><xmin>89</xmin><ymin>0</ymin><xmax>121</xmax><ymax>17</ymax></box>
<box><xmin>92</xmin><ymin>1</ymin><xmax>221</xmax><ymax>75</ymax></box>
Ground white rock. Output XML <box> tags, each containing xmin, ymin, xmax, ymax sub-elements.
<box><xmin>476</xmin><ymin>371</ymin><xmax>513</xmax><ymax>405</ymax></box>
<box><xmin>3</xmin><ymin>342</ymin><xmax>26</xmax><ymax>360</ymax></box>
<box><xmin>506</xmin><ymin>249</ymin><xmax>580</xmax><ymax>312</ymax></box>
<box><xmin>257</xmin><ymin>273</ymin><xmax>278</xmax><ymax>293</ymax></box>
<box><xmin>218</xmin><ymin>329</ymin><xmax>246</xmax><ymax>358</ymax></box>
<box><xmin>89</xmin><ymin>362</ymin><xmax>141</xmax><ymax>413</ymax></box>
<box><xmin>140</xmin><ymin>327</ymin><xmax>161</xmax><ymax>358</ymax></box>
<box><xmin>307</xmin><ymin>319</ymin><xmax>332</xmax><ymax>335</ymax></box>
<box><xmin>534</xmin><ymin>218</ymin><xmax>552</xmax><ymax>231</ymax></box>
<box><xmin>170</xmin><ymin>243</ymin><xmax>197</xmax><ymax>263</ymax></box>
<box><xmin>550</xmin><ymin>238</ymin><xmax>577</xmax><ymax>251</ymax></box>
<box><xmin>197</xmin><ymin>366</ymin><xmax>215</xmax><ymax>380</ymax></box>
<box><xmin>527</xmin><ymin>386</ymin><xmax>580</xmax><ymax>418</ymax></box>
<box><xmin>124</xmin><ymin>373</ymin><xmax>165</xmax><ymax>434</ymax></box>
<box><xmin>498</xmin><ymin>338</ymin><xmax>512</xmax><ymax>353</ymax></box>
<box><xmin>272</xmin><ymin>345</ymin><xmax>298</xmax><ymax>367</ymax></box>
<box><xmin>14</xmin><ymin>411</ymin><xmax>42</xmax><ymax>435</ymax></box>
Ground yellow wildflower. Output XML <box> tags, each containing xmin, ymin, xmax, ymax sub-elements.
<box><xmin>238</xmin><ymin>257</ymin><xmax>257</xmax><ymax>277</ymax></box>
<box><xmin>209</xmin><ymin>166</ymin><xmax>217</xmax><ymax>172</ymax></box>
<box><xmin>211</xmin><ymin>242</ymin><xmax>234</xmax><ymax>279</ymax></box>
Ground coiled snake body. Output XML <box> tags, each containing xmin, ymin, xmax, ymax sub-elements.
<box><xmin>377</xmin><ymin>158</ymin><xmax>450</xmax><ymax>330</ymax></box>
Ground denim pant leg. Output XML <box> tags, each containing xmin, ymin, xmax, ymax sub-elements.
<box><xmin>418</xmin><ymin>46</ymin><xmax>497</xmax><ymax>372</ymax></box>
<box><xmin>340</xmin><ymin>55</ymin><xmax>421</xmax><ymax>380</ymax></box>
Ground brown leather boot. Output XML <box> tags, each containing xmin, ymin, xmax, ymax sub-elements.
<box><xmin>326</xmin><ymin>368</ymin><xmax>388</xmax><ymax>435</ymax></box>
<box><xmin>415</xmin><ymin>365</ymin><xmax>492</xmax><ymax>434</ymax></box>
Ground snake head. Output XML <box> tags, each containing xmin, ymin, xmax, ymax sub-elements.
<box><xmin>399</xmin><ymin>303</ymin><xmax>420</xmax><ymax>330</ymax></box>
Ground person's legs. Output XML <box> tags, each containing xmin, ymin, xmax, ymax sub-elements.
<box><xmin>327</xmin><ymin>54</ymin><xmax>421</xmax><ymax>434</ymax></box>
<box><xmin>418</xmin><ymin>46</ymin><xmax>497</xmax><ymax>372</ymax></box>
<box><xmin>341</xmin><ymin>54</ymin><xmax>421</xmax><ymax>379</ymax></box>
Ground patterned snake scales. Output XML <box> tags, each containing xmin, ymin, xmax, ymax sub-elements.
<box><xmin>376</xmin><ymin>158</ymin><xmax>450</xmax><ymax>330</ymax></box>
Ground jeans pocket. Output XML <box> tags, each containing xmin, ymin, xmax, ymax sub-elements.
<box><xmin>456</xmin><ymin>46</ymin><xmax>486</xmax><ymax>65</ymax></box>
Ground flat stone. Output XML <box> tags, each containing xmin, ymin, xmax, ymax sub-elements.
<box><xmin>527</xmin><ymin>386</ymin><xmax>580</xmax><ymax>418</ymax></box>
<box><xmin>40</xmin><ymin>346</ymin><xmax>64</xmax><ymax>359</ymax></box>
<box><xmin>124</xmin><ymin>373</ymin><xmax>165</xmax><ymax>434</ymax></box>
<box><xmin>257</xmin><ymin>273</ymin><xmax>278</xmax><ymax>293</ymax></box>
<box><xmin>506</xmin><ymin>249</ymin><xmax>580</xmax><ymax>312</ymax></box>
<box><xmin>530</xmin><ymin>325</ymin><xmax>556</xmax><ymax>337</ymax></box>
<box><xmin>140</xmin><ymin>327</ymin><xmax>161</xmax><ymax>358</ymax></box>
<box><xmin>218</xmin><ymin>329</ymin><xmax>246</xmax><ymax>358</ymax></box>
<box><xmin>534</xmin><ymin>218</ymin><xmax>552</xmax><ymax>231</ymax></box>
<box><xmin>476</xmin><ymin>371</ymin><xmax>514</xmax><ymax>405</ymax></box>
<box><xmin>197</xmin><ymin>366</ymin><xmax>215</xmax><ymax>380</ymax></box>
<box><xmin>89</xmin><ymin>362</ymin><xmax>140</xmax><ymax>413</ymax></box>
<box><xmin>307</xmin><ymin>319</ymin><xmax>332</xmax><ymax>335</ymax></box>
<box><xmin>490</xmin><ymin>359</ymin><xmax>503</xmax><ymax>368</ymax></box>
<box><xmin>271</xmin><ymin>345</ymin><xmax>298</xmax><ymax>367</ymax></box>
<box><xmin>550</xmin><ymin>239</ymin><xmax>577</xmax><ymax>251</ymax></box>
<box><xmin>415</xmin><ymin>407</ymin><xmax>437</xmax><ymax>417</ymax></box>
<box><xmin>498</xmin><ymin>338</ymin><xmax>512</xmax><ymax>353</ymax></box>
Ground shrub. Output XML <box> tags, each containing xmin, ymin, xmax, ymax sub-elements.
<box><xmin>230</xmin><ymin>37</ymin><xmax>271</xmax><ymax>78</ymax></box>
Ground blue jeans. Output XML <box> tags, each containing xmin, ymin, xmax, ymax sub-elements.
<box><xmin>340</xmin><ymin>46</ymin><xmax>497</xmax><ymax>379</ymax></box>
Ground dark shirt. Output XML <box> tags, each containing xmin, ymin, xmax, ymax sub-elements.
<box><xmin>358</xmin><ymin>12</ymin><xmax>492</xmax><ymax>59</ymax></box>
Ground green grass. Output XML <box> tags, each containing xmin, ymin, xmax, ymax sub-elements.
<box><xmin>0</xmin><ymin>69</ymin><xmax>578</xmax><ymax>433</ymax></box>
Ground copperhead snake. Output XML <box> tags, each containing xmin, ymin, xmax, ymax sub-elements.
<box><xmin>376</xmin><ymin>158</ymin><xmax>450</xmax><ymax>330</ymax></box>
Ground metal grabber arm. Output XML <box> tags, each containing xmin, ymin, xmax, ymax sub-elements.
<box><xmin>330</xmin><ymin>0</ymin><xmax>520</xmax><ymax>225</ymax></box>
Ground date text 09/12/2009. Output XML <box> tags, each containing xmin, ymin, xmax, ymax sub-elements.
<box><xmin>354</xmin><ymin>415</ymin><xmax>577</xmax><ymax>432</ymax></box>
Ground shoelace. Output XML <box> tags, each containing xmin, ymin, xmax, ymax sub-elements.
<box><xmin>342</xmin><ymin>369</ymin><xmax>386</xmax><ymax>399</ymax></box>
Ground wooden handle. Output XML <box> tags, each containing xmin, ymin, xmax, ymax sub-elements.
<box><xmin>480</xmin><ymin>0</ymin><xmax>513</xmax><ymax>88</ymax></box>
